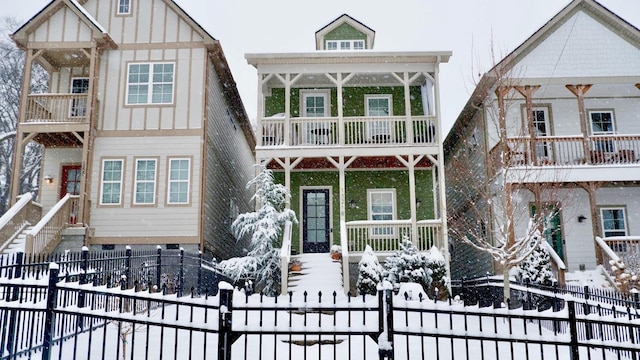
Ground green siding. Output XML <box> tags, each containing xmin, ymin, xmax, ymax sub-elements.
<box><xmin>324</xmin><ymin>23</ymin><xmax>368</xmax><ymax>48</ymax></box>
<box><xmin>264</xmin><ymin>86</ymin><xmax>424</xmax><ymax>117</ymax></box>
<box><xmin>274</xmin><ymin>169</ymin><xmax>434</xmax><ymax>252</ymax></box>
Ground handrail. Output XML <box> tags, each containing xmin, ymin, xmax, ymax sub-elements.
<box><xmin>540</xmin><ymin>241</ymin><xmax>566</xmax><ymax>285</ymax></box>
<box><xmin>0</xmin><ymin>194</ymin><xmax>41</xmax><ymax>253</ymax></box>
<box><xmin>279</xmin><ymin>220</ymin><xmax>293</xmax><ymax>295</ymax></box>
<box><xmin>25</xmin><ymin>194</ymin><xmax>78</xmax><ymax>254</ymax></box>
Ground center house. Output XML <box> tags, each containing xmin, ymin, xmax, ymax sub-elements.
<box><xmin>246</xmin><ymin>14</ymin><xmax>451</xmax><ymax>290</ymax></box>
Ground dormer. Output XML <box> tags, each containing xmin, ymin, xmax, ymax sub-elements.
<box><xmin>315</xmin><ymin>14</ymin><xmax>375</xmax><ymax>50</ymax></box>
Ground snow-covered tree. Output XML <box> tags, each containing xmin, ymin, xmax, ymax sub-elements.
<box><xmin>515</xmin><ymin>228</ymin><xmax>557</xmax><ymax>287</ymax></box>
<box><xmin>218</xmin><ymin>165</ymin><xmax>297</xmax><ymax>296</ymax></box>
<box><xmin>356</xmin><ymin>245</ymin><xmax>383</xmax><ymax>295</ymax></box>
<box><xmin>425</xmin><ymin>246</ymin><xmax>449</xmax><ymax>299</ymax></box>
<box><xmin>384</xmin><ymin>236</ymin><xmax>429</xmax><ymax>291</ymax></box>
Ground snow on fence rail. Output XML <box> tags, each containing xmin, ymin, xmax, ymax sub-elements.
<box><xmin>3</xmin><ymin>266</ymin><xmax>640</xmax><ymax>359</ymax></box>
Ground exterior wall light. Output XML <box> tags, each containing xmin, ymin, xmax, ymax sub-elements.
<box><xmin>43</xmin><ymin>175</ymin><xmax>54</xmax><ymax>184</ymax></box>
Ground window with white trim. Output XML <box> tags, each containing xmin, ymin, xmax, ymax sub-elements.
<box><xmin>168</xmin><ymin>158</ymin><xmax>190</xmax><ymax>204</ymax></box>
<box><xmin>100</xmin><ymin>159</ymin><xmax>123</xmax><ymax>205</ymax></box>
<box><xmin>325</xmin><ymin>39</ymin><xmax>365</xmax><ymax>50</ymax></box>
<box><xmin>117</xmin><ymin>0</ymin><xmax>131</xmax><ymax>14</ymax></box>
<box><xmin>366</xmin><ymin>95</ymin><xmax>392</xmax><ymax>142</ymax></box>
<box><xmin>127</xmin><ymin>63</ymin><xmax>174</xmax><ymax>105</ymax></box>
<box><xmin>368</xmin><ymin>189</ymin><xmax>396</xmax><ymax>237</ymax></box>
<box><xmin>300</xmin><ymin>90</ymin><xmax>331</xmax><ymax>144</ymax></box>
<box><xmin>600</xmin><ymin>207</ymin><xmax>627</xmax><ymax>237</ymax></box>
<box><xmin>589</xmin><ymin>110</ymin><xmax>615</xmax><ymax>153</ymax></box>
<box><xmin>134</xmin><ymin>159</ymin><xmax>157</xmax><ymax>204</ymax></box>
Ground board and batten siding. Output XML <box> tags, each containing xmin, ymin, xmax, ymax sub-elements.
<box><xmin>203</xmin><ymin>60</ymin><xmax>255</xmax><ymax>259</ymax></box>
<box><xmin>29</xmin><ymin>6</ymin><xmax>94</xmax><ymax>44</ymax></box>
<box><xmin>39</xmin><ymin>148</ymin><xmax>83</xmax><ymax>211</ymax></box>
<box><xmin>89</xmin><ymin>136</ymin><xmax>201</xmax><ymax>241</ymax></box>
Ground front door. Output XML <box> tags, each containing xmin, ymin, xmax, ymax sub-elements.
<box><xmin>302</xmin><ymin>189</ymin><xmax>330</xmax><ymax>253</ymax></box>
<box><xmin>61</xmin><ymin>165</ymin><xmax>81</xmax><ymax>224</ymax></box>
<box><xmin>531</xmin><ymin>204</ymin><xmax>564</xmax><ymax>261</ymax></box>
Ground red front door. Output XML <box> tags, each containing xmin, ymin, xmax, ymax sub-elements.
<box><xmin>60</xmin><ymin>165</ymin><xmax>81</xmax><ymax>224</ymax></box>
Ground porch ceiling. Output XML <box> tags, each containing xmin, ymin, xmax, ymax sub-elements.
<box><xmin>266</xmin><ymin>156</ymin><xmax>433</xmax><ymax>170</ymax></box>
<box><xmin>262</xmin><ymin>72</ymin><xmax>429</xmax><ymax>89</ymax></box>
<box><xmin>515</xmin><ymin>79</ymin><xmax>640</xmax><ymax>99</ymax></box>
<box><xmin>37</xmin><ymin>49</ymin><xmax>91</xmax><ymax>70</ymax></box>
<box><xmin>34</xmin><ymin>132</ymin><xmax>84</xmax><ymax>147</ymax></box>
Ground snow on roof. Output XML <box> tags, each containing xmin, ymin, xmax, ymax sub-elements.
<box><xmin>68</xmin><ymin>0</ymin><xmax>107</xmax><ymax>34</ymax></box>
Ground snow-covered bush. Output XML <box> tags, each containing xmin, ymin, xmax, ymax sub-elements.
<box><xmin>384</xmin><ymin>236</ymin><xmax>429</xmax><ymax>291</ymax></box>
<box><xmin>356</xmin><ymin>245</ymin><xmax>383</xmax><ymax>295</ymax></box>
<box><xmin>515</xmin><ymin>232</ymin><xmax>557</xmax><ymax>287</ymax></box>
<box><xmin>218</xmin><ymin>166</ymin><xmax>297</xmax><ymax>296</ymax></box>
<box><xmin>425</xmin><ymin>246</ymin><xmax>449</xmax><ymax>299</ymax></box>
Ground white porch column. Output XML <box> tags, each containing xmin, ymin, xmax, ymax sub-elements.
<box><xmin>403</xmin><ymin>72</ymin><xmax>414</xmax><ymax>145</ymax></box>
<box><xmin>337</xmin><ymin>73</ymin><xmax>344</xmax><ymax>145</ymax></box>
<box><xmin>396</xmin><ymin>155</ymin><xmax>419</xmax><ymax>245</ymax></box>
<box><xmin>284</xmin><ymin>73</ymin><xmax>291</xmax><ymax>146</ymax></box>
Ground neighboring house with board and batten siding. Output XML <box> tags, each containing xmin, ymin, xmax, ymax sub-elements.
<box><xmin>246</xmin><ymin>14</ymin><xmax>451</xmax><ymax>291</ymax></box>
<box><xmin>3</xmin><ymin>0</ymin><xmax>255</xmax><ymax>259</ymax></box>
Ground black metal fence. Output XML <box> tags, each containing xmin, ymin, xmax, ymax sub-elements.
<box><xmin>2</xmin><ymin>265</ymin><xmax>640</xmax><ymax>360</ymax></box>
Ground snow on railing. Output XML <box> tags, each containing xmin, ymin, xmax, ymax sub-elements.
<box><xmin>540</xmin><ymin>241</ymin><xmax>566</xmax><ymax>285</ymax></box>
<box><xmin>340</xmin><ymin>221</ymin><xmax>350</xmax><ymax>295</ymax></box>
<box><xmin>346</xmin><ymin>219</ymin><xmax>441</xmax><ymax>253</ymax></box>
<box><xmin>25</xmin><ymin>194</ymin><xmax>78</xmax><ymax>254</ymax></box>
<box><xmin>0</xmin><ymin>193</ymin><xmax>41</xmax><ymax>253</ymax></box>
<box><xmin>279</xmin><ymin>220</ymin><xmax>293</xmax><ymax>295</ymax></box>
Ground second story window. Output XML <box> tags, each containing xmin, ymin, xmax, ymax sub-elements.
<box><xmin>589</xmin><ymin>110</ymin><xmax>615</xmax><ymax>153</ymax></box>
<box><xmin>127</xmin><ymin>63</ymin><xmax>174</xmax><ymax>105</ymax></box>
<box><xmin>117</xmin><ymin>0</ymin><xmax>131</xmax><ymax>15</ymax></box>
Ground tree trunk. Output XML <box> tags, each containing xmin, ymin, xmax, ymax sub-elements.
<box><xmin>503</xmin><ymin>266</ymin><xmax>510</xmax><ymax>305</ymax></box>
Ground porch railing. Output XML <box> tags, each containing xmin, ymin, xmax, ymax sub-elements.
<box><xmin>0</xmin><ymin>194</ymin><xmax>42</xmax><ymax>253</ymax></box>
<box><xmin>601</xmin><ymin>236</ymin><xmax>640</xmax><ymax>272</ymax></box>
<box><xmin>259</xmin><ymin>115</ymin><xmax>437</xmax><ymax>147</ymax></box>
<box><xmin>24</xmin><ymin>194</ymin><xmax>79</xmax><ymax>254</ymax></box>
<box><xmin>540</xmin><ymin>241</ymin><xmax>567</xmax><ymax>285</ymax></box>
<box><xmin>595</xmin><ymin>236</ymin><xmax>622</xmax><ymax>286</ymax></box>
<box><xmin>345</xmin><ymin>219</ymin><xmax>441</xmax><ymax>253</ymax></box>
<box><xmin>24</xmin><ymin>94</ymin><xmax>89</xmax><ymax>123</ymax></box>
<box><xmin>504</xmin><ymin>135</ymin><xmax>640</xmax><ymax>167</ymax></box>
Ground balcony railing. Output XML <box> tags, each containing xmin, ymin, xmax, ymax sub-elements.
<box><xmin>503</xmin><ymin>135</ymin><xmax>640</xmax><ymax>167</ymax></box>
<box><xmin>260</xmin><ymin>115</ymin><xmax>437</xmax><ymax>147</ymax></box>
<box><xmin>345</xmin><ymin>219</ymin><xmax>441</xmax><ymax>253</ymax></box>
<box><xmin>23</xmin><ymin>94</ymin><xmax>89</xmax><ymax>124</ymax></box>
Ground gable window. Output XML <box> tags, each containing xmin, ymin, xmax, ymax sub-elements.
<box><xmin>325</xmin><ymin>39</ymin><xmax>365</xmax><ymax>50</ymax></box>
<box><xmin>127</xmin><ymin>63</ymin><xmax>174</xmax><ymax>105</ymax></box>
<box><xmin>366</xmin><ymin>95</ymin><xmax>392</xmax><ymax>142</ymax></box>
<box><xmin>168</xmin><ymin>158</ymin><xmax>190</xmax><ymax>204</ymax></box>
<box><xmin>368</xmin><ymin>189</ymin><xmax>396</xmax><ymax>237</ymax></box>
<box><xmin>589</xmin><ymin>110</ymin><xmax>615</xmax><ymax>153</ymax></box>
<box><xmin>117</xmin><ymin>0</ymin><xmax>131</xmax><ymax>14</ymax></box>
<box><xmin>600</xmin><ymin>207</ymin><xmax>627</xmax><ymax>238</ymax></box>
<box><xmin>134</xmin><ymin>159</ymin><xmax>157</xmax><ymax>205</ymax></box>
<box><xmin>100</xmin><ymin>159</ymin><xmax>123</xmax><ymax>205</ymax></box>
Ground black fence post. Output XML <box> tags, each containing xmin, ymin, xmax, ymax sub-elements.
<box><xmin>378</xmin><ymin>288</ymin><xmax>394</xmax><ymax>359</ymax></box>
<box><xmin>178</xmin><ymin>247</ymin><xmax>184</xmax><ymax>297</ymax></box>
<box><xmin>124</xmin><ymin>246</ymin><xmax>132</xmax><ymax>290</ymax></box>
<box><xmin>567</xmin><ymin>301</ymin><xmax>580</xmax><ymax>360</ymax></box>
<box><xmin>77</xmin><ymin>247</ymin><xmax>89</xmax><ymax>329</ymax></box>
<box><xmin>42</xmin><ymin>263</ymin><xmax>60</xmax><ymax>360</ymax></box>
<box><xmin>583</xmin><ymin>285</ymin><xmax>592</xmax><ymax>339</ymax></box>
<box><xmin>633</xmin><ymin>291</ymin><xmax>640</xmax><ymax>309</ymax></box>
<box><xmin>156</xmin><ymin>246</ymin><xmax>162</xmax><ymax>290</ymax></box>
<box><xmin>197</xmin><ymin>251</ymin><xmax>202</xmax><ymax>295</ymax></box>
<box><xmin>218</xmin><ymin>286</ymin><xmax>234</xmax><ymax>360</ymax></box>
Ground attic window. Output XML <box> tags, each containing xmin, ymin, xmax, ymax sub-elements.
<box><xmin>118</xmin><ymin>0</ymin><xmax>131</xmax><ymax>15</ymax></box>
<box><xmin>325</xmin><ymin>39</ymin><xmax>365</xmax><ymax>50</ymax></box>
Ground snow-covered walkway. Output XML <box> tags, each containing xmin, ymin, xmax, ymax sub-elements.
<box><xmin>287</xmin><ymin>253</ymin><xmax>343</xmax><ymax>295</ymax></box>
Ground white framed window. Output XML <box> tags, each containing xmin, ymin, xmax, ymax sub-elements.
<box><xmin>368</xmin><ymin>189</ymin><xmax>396</xmax><ymax>237</ymax></box>
<box><xmin>589</xmin><ymin>110</ymin><xmax>615</xmax><ymax>153</ymax></box>
<box><xmin>300</xmin><ymin>90</ymin><xmax>332</xmax><ymax>144</ymax></box>
<box><xmin>325</xmin><ymin>39</ymin><xmax>365</xmax><ymax>50</ymax></box>
<box><xmin>167</xmin><ymin>158</ymin><xmax>190</xmax><ymax>204</ymax></box>
<box><xmin>600</xmin><ymin>207</ymin><xmax>627</xmax><ymax>238</ymax></box>
<box><xmin>365</xmin><ymin>95</ymin><xmax>392</xmax><ymax>142</ymax></box>
<box><xmin>100</xmin><ymin>159</ymin><xmax>123</xmax><ymax>205</ymax></box>
<box><xmin>126</xmin><ymin>63</ymin><xmax>174</xmax><ymax>105</ymax></box>
<box><xmin>117</xmin><ymin>0</ymin><xmax>131</xmax><ymax>14</ymax></box>
<box><xmin>134</xmin><ymin>159</ymin><xmax>157</xmax><ymax>205</ymax></box>
<box><xmin>70</xmin><ymin>78</ymin><xmax>89</xmax><ymax>117</ymax></box>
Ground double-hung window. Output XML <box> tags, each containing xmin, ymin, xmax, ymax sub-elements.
<box><xmin>368</xmin><ymin>189</ymin><xmax>396</xmax><ymax>237</ymax></box>
<box><xmin>168</xmin><ymin>158</ymin><xmax>190</xmax><ymax>204</ymax></box>
<box><xmin>117</xmin><ymin>0</ymin><xmax>131</xmax><ymax>15</ymax></box>
<box><xmin>366</xmin><ymin>95</ymin><xmax>392</xmax><ymax>142</ymax></box>
<box><xmin>301</xmin><ymin>90</ymin><xmax>331</xmax><ymax>144</ymax></box>
<box><xmin>100</xmin><ymin>159</ymin><xmax>123</xmax><ymax>205</ymax></box>
<box><xmin>127</xmin><ymin>63</ymin><xmax>174</xmax><ymax>105</ymax></box>
<box><xmin>589</xmin><ymin>110</ymin><xmax>615</xmax><ymax>153</ymax></box>
<box><xmin>134</xmin><ymin>159</ymin><xmax>157</xmax><ymax>205</ymax></box>
<box><xmin>601</xmin><ymin>208</ymin><xmax>627</xmax><ymax>237</ymax></box>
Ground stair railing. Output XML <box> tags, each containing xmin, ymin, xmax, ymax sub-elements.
<box><xmin>0</xmin><ymin>194</ymin><xmax>42</xmax><ymax>253</ymax></box>
<box><xmin>279</xmin><ymin>221</ymin><xmax>293</xmax><ymax>295</ymax></box>
<box><xmin>24</xmin><ymin>194</ymin><xmax>78</xmax><ymax>254</ymax></box>
<box><xmin>540</xmin><ymin>241</ymin><xmax>567</xmax><ymax>285</ymax></box>
<box><xmin>340</xmin><ymin>221</ymin><xmax>350</xmax><ymax>294</ymax></box>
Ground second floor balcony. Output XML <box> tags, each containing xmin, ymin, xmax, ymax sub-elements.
<box><xmin>24</xmin><ymin>93</ymin><xmax>90</xmax><ymax>125</ymax></box>
<box><xmin>260</xmin><ymin>114</ymin><xmax>437</xmax><ymax>148</ymax></box>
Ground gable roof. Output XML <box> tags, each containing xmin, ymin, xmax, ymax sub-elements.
<box><xmin>11</xmin><ymin>0</ymin><xmax>116</xmax><ymax>49</ymax></box>
<box><xmin>444</xmin><ymin>0</ymin><xmax>640</xmax><ymax>151</ymax></box>
<box><xmin>315</xmin><ymin>14</ymin><xmax>375</xmax><ymax>50</ymax></box>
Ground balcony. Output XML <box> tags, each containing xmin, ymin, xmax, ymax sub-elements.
<box><xmin>23</xmin><ymin>94</ymin><xmax>90</xmax><ymax>124</ymax></box>
<box><xmin>501</xmin><ymin>135</ymin><xmax>640</xmax><ymax>167</ymax></box>
<box><xmin>260</xmin><ymin>115</ymin><xmax>437</xmax><ymax>148</ymax></box>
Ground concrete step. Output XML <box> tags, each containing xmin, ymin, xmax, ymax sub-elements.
<box><xmin>287</xmin><ymin>253</ymin><xmax>343</xmax><ymax>295</ymax></box>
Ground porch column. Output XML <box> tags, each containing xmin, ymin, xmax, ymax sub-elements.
<box><xmin>284</xmin><ymin>73</ymin><xmax>291</xmax><ymax>146</ymax></box>
<box><xmin>336</xmin><ymin>73</ymin><xmax>344</xmax><ymax>145</ymax></box>
<box><xmin>396</xmin><ymin>155</ymin><xmax>419</xmax><ymax>245</ymax></box>
<box><xmin>495</xmin><ymin>86</ymin><xmax>512</xmax><ymax>165</ymax></box>
<box><xmin>565</xmin><ymin>85</ymin><xmax>593</xmax><ymax>164</ymax></box>
<box><xmin>257</xmin><ymin>73</ymin><xmax>266</xmax><ymax>146</ymax></box>
<box><xmin>403</xmin><ymin>72</ymin><xmax>414</xmax><ymax>144</ymax></box>
<box><xmin>578</xmin><ymin>181</ymin><xmax>603</xmax><ymax>265</ymax></box>
<box><xmin>514</xmin><ymin>85</ymin><xmax>540</xmax><ymax>165</ymax></box>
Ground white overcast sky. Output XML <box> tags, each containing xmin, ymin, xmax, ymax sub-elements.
<box><xmin>2</xmin><ymin>0</ymin><xmax>640</xmax><ymax>135</ymax></box>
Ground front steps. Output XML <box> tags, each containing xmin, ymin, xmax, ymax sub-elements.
<box><xmin>287</xmin><ymin>253</ymin><xmax>343</xmax><ymax>295</ymax></box>
<box><xmin>0</xmin><ymin>225</ymin><xmax>31</xmax><ymax>255</ymax></box>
